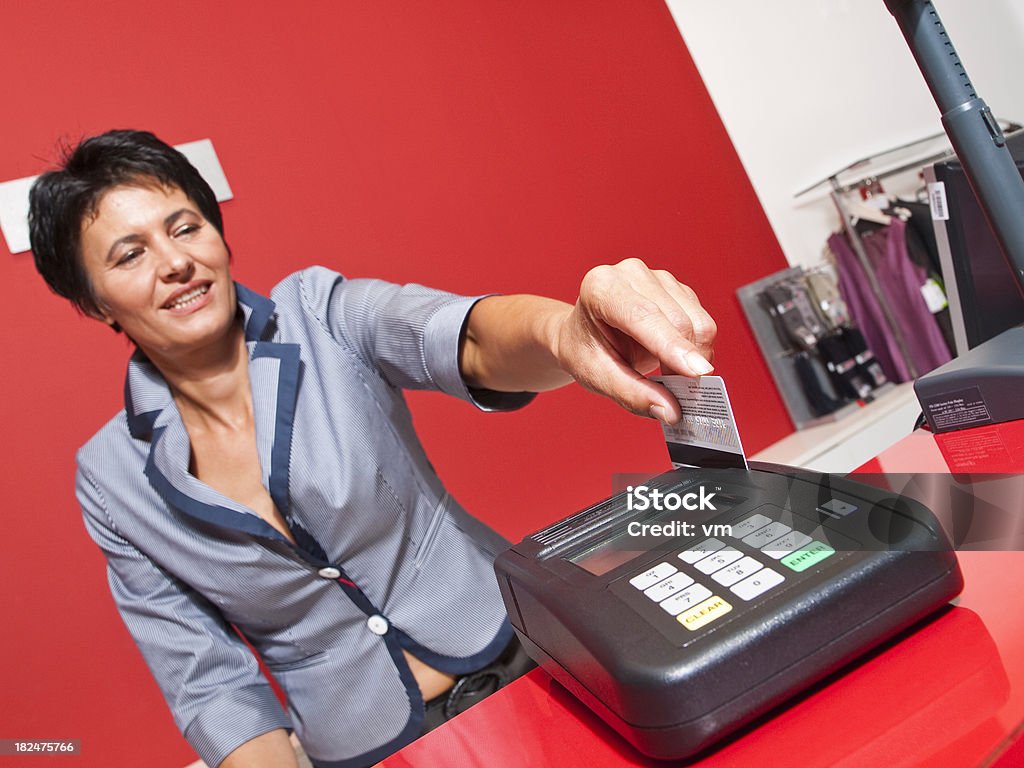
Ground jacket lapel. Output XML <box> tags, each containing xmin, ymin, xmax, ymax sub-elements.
<box><xmin>124</xmin><ymin>282</ymin><xmax>300</xmax><ymax>543</ymax></box>
<box><xmin>251</xmin><ymin>341</ymin><xmax>301</xmax><ymax>517</ymax></box>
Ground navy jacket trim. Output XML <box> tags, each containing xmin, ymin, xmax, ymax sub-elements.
<box><xmin>393</xmin><ymin>619</ymin><xmax>515</xmax><ymax>676</ymax></box>
<box><xmin>124</xmin><ymin>282</ymin><xmax>277</xmax><ymax>440</ymax></box>
<box><xmin>307</xmin><ymin>634</ymin><xmax>424</xmax><ymax>768</ymax></box>
<box><xmin>306</xmin><ymin>622</ymin><xmax>513</xmax><ymax>767</ymax></box>
<box><xmin>123</xmin><ymin>367</ymin><xmax>158</xmax><ymax>440</ymax></box>
<box><xmin>143</xmin><ymin>426</ymin><xmax>291</xmax><ymax>543</ymax></box>
<box><xmin>253</xmin><ymin>341</ymin><xmax>301</xmax><ymax>517</ymax></box>
<box><xmin>293</xmin><ymin>515</ymin><xmax>514</xmax><ymax>675</ymax></box>
<box><xmin>236</xmin><ymin>282</ymin><xmax>277</xmax><ymax>341</ymax></box>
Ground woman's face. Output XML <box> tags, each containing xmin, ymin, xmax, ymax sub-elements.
<box><xmin>78</xmin><ymin>183</ymin><xmax>236</xmax><ymax>361</ymax></box>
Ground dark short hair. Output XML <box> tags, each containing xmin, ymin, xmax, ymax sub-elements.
<box><xmin>28</xmin><ymin>129</ymin><xmax>225</xmax><ymax>321</ymax></box>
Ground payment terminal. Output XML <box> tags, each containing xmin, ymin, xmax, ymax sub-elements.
<box><xmin>494</xmin><ymin>465</ymin><xmax>962</xmax><ymax>760</ymax></box>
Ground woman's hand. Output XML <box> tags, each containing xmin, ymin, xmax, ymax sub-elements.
<box><xmin>553</xmin><ymin>258</ymin><xmax>716</xmax><ymax>424</ymax></box>
<box><xmin>461</xmin><ymin>258</ymin><xmax>717</xmax><ymax>424</ymax></box>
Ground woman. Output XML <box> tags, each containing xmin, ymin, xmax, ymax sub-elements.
<box><xmin>29</xmin><ymin>130</ymin><xmax>716</xmax><ymax>768</ymax></box>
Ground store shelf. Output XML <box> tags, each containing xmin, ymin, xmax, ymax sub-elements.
<box><xmin>752</xmin><ymin>382</ymin><xmax>921</xmax><ymax>473</ymax></box>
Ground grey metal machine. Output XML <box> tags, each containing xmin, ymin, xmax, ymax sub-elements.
<box><xmin>884</xmin><ymin>0</ymin><xmax>1024</xmax><ymax>432</ymax></box>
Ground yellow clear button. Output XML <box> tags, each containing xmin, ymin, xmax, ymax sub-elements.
<box><xmin>678</xmin><ymin>595</ymin><xmax>732</xmax><ymax>631</ymax></box>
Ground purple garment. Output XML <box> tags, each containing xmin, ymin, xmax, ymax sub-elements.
<box><xmin>829</xmin><ymin>219</ymin><xmax>952</xmax><ymax>383</ymax></box>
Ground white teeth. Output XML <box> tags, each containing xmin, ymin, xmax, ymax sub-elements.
<box><xmin>167</xmin><ymin>285</ymin><xmax>209</xmax><ymax>309</ymax></box>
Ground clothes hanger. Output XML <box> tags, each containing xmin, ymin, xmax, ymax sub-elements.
<box><xmin>847</xmin><ymin>180</ymin><xmax>893</xmax><ymax>225</ymax></box>
<box><xmin>847</xmin><ymin>198</ymin><xmax>893</xmax><ymax>225</ymax></box>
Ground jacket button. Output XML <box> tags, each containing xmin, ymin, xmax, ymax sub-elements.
<box><xmin>318</xmin><ymin>566</ymin><xmax>342</xmax><ymax>579</ymax></box>
<box><xmin>367</xmin><ymin>614</ymin><xmax>389</xmax><ymax>635</ymax></box>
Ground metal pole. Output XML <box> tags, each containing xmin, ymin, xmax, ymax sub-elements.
<box><xmin>885</xmin><ymin>0</ymin><xmax>1024</xmax><ymax>292</ymax></box>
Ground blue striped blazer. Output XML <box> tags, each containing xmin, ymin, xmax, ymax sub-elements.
<box><xmin>75</xmin><ymin>267</ymin><xmax>532</xmax><ymax>767</ymax></box>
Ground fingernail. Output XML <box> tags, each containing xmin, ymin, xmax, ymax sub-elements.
<box><xmin>686</xmin><ymin>351</ymin><xmax>714</xmax><ymax>375</ymax></box>
<box><xmin>649</xmin><ymin>404</ymin><xmax>670</xmax><ymax>424</ymax></box>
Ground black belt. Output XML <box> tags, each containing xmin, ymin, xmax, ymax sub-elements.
<box><xmin>421</xmin><ymin>635</ymin><xmax>536</xmax><ymax>733</ymax></box>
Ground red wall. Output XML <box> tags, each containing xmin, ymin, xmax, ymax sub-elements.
<box><xmin>0</xmin><ymin>2</ymin><xmax>790</xmax><ymax>765</ymax></box>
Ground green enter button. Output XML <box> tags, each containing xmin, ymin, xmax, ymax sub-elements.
<box><xmin>781</xmin><ymin>541</ymin><xmax>835</xmax><ymax>572</ymax></box>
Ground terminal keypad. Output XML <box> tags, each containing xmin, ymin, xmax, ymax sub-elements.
<box><xmin>626</xmin><ymin>509</ymin><xmax>836</xmax><ymax>634</ymax></box>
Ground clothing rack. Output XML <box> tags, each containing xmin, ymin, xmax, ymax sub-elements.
<box><xmin>736</xmin><ymin>266</ymin><xmax>862</xmax><ymax>430</ymax></box>
<box><xmin>794</xmin><ymin>122</ymin><xmax>1023</xmax><ymax>381</ymax></box>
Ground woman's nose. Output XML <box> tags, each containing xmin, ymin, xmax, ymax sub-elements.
<box><xmin>159</xmin><ymin>245</ymin><xmax>195</xmax><ymax>281</ymax></box>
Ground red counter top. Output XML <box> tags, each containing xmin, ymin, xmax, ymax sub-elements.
<box><xmin>383</xmin><ymin>422</ymin><xmax>1024</xmax><ymax>767</ymax></box>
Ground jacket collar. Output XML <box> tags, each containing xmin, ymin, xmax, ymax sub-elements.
<box><xmin>121</xmin><ymin>281</ymin><xmax>301</xmax><ymax>543</ymax></box>
<box><xmin>124</xmin><ymin>282</ymin><xmax>276</xmax><ymax>441</ymax></box>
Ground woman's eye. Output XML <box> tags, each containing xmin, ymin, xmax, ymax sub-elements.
<box><xmin>117</xmin><ymin>249</ymin><xmax>143</xmax><ymax>265</ymax></box>
<box><xmin>174</xmin><ymin>223</ymin><xmax>200</xmax><ymax>237</ymax></box>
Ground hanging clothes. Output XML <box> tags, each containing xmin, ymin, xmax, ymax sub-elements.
<box><xmin>757</xmin><ymin>284</ymin><xmax>846</xmax><ymax>417</ymax></box>
<box><xmin>828</xmin><ymin>218</ymin><xmax>952</xmax><ymax>383</ymax></box>
<box><xmin>854</xmin><ymin>201</ymin><xmax>958</xmax><ymax>354</ymax></box>
<box><xmin>792</xmin><ymin>351</ymin><xmax>845</xmax><ymax>417</ymax></box>
<box><xmin>890</xmin><ymin>199</ymin><xmax>957</xmax><ymax>352</ymax></box>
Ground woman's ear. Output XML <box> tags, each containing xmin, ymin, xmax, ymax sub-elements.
<box><xmin>84</xmin><ymin>305</ymin><xmax>114</xmax><ymax>326</ymax></box>
<box><xmin>83</xmin><ymin>297</ymin><xmax>119</xmax><ymax>330</ymax></box>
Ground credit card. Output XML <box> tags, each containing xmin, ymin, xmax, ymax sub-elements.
<box><xmin>653</xmin><ymin>375</ymin><xmax>748</xmax><ymax>470</ymax></box>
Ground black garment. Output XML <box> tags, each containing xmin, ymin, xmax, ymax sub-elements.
<box><xmin>759</xmin><ymin>281</ymin><xmax>851</xmax><ymax>416</ymax></box>
<box><xmin>793</xmin><ymin>351</ymin><xmax>845</xmax><ymax>416</ymax></box>
<box><xmin>892</xmin><ymin>199</ymin><xmax>956</xmax><ymax>352</ymax></box>
<box><xmin>816</xmin><ymin>334</ymin><xmax>873</xmax><ymax>399</ymax></box>
<box><xmin>838</xmin><ymin>326</ymin><xmax>888</xmax><ymax>389</ymax></box>
<box><xmin>893</xmin><ymin>200</ymin><xmax>941</xmax><ymax>276</ymax></box>
<box><xmin>760</xmin><ymin>283</ymin><xmax>821</xmax><ymax>351</ymax></box>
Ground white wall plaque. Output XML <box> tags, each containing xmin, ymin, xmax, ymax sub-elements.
<box><xmin>0</xmin><ymin>138</ymin><xmax>232</xmax><ymax>255</ymax></box>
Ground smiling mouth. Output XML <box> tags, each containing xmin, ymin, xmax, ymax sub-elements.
<box><xmin>164</xmin><ymin>284</ymin><xmax>210</xmax><ymax>310</ymax></box>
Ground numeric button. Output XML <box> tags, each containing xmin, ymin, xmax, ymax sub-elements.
<box><xmin>695</xmin><ymin>547</ymin><xmax>743</xmax><ymax>575</ymax></box>
<box><xmin>679</xmin><ymin>538</ymin><xmax>726</xmax><ymax>564</ymax></box>
<box><xmin>730</xmin><ymin>568</ymin><xmax>785</xmax><ymax>601</ymax></box>
<box><xmin>659</xmin><ymin>583</ymin><xmax>713</xmax><ymax>616</ymax></box>
<box><xmin>762</xmin><ymin>530</ymin><xmax>812</xmax><ymax>560</ymax></box>
<box><xmin>730</xmin><ymin>513</ymin><xmax>772</xmax><ymax>538</ymax></box>
<box><xmin>712</xmin><ymin>556</ymin><xmax>764</xmax><ymax>587</ymax></box>
<box><xmin>629</xmin><ymin>562</ymin><xmax>677</xmax><ymax>590</ymax></box>
<box><xmin>741</xmin><ymin>522</ymin><xmax>792</xmax><ymax>548</ymax></box>
<box><xmin>644</xmin><ymin>572</ymin><xmax>695</xmax><ymax>602</ymax></box>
